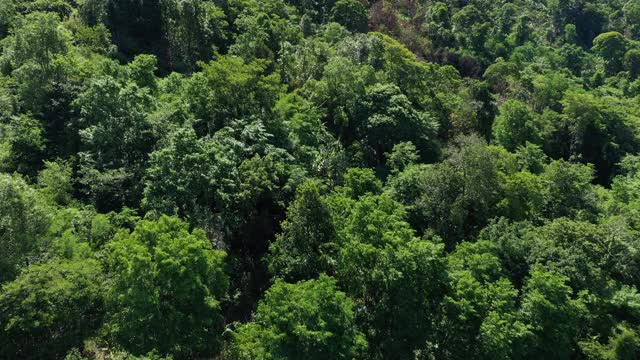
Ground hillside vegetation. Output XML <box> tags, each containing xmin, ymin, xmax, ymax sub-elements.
<box><xmin>2</xmin><ymin>0</ymin><xmax>640</xmax><ymax>359</ymax></box>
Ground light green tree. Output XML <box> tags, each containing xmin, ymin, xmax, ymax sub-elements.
<box><xmin>228</xmin><ymin>275</ymin><xmax>367</xmax><ymax>360</ymax></box>
<box><xmin>104</xmin><ymin>216</ymin><xmax>228</xmax><ymax>358</ymax></box>
<box><xmin>0</xmin><ymin>259</ymin><xmax>104</xmax><ymax>358</ymax></box>
<box><xmin>493</xmin><ymin>100</ymin><xmax>541</xmax><ymax>151</ymax></box>
<box><xmin>0</xmin><ymin>173</ymin><xmax>51</xmax><ymax>283</ymax></box>
<box><xmin>593</xmin><ymin>32</ymin><xmax>628</xmax><ymax>75</ymax></box>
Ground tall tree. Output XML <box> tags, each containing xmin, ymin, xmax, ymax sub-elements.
<box><xmin>0</xmin><ymin>174</ymin><xmax>51</xmax><ymax>283</ymax></box>
<box><xmin>268</xmin><ymin>180</ymin><xmax>337</xmax><ymax>282</ymax></box>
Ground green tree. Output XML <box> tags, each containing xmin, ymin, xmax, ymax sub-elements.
<box><xmin>286</xmin><ymin>0</ymin><xmax>336</xmax><ymax>25</ymax></box>
<box><xmin>37</xmin><ymin>159</ymin><xmax>73</xmax><ymax>205</ymax></box>
<box><xmin>451</xmin><ymin>5</ymin><xmax>489</xmax><ymax>54</ymax></box>
<box><xmin>74</xmin><ymin>70</ymin><xmax>157</xmax><ymax>210</ymax></box>
<box><xmin>3</xmin><ymin>11</ymin><xmax>69</xmax><ymax>70</ymax></box>
<box><xmin>184</xmin><ymin>56</ymin><xmax>284</xmax><ymax>134</ymax></box>
<box><xmin>0</xmin><ymin>173</ymin><xmax>51</xmax><ymax>283</ymax></box>
<box><xmin>438</xmin><ymin>241</ymin><xmax>530</xmax><ymax>359</ymax></box>
<box><xmin>554</xmin><ymin>92</ymin><xmax>638</xmax><ymax>184</ymax></box>
<box><xmin>515</xmin><ymin>142</ymin><xmax>548</xmax><ymax>174</ymax></box>
<box><xmin>104</xmin><ymin>216</ymin><xmax>228</xmax><ymax>358</ymax></box>
<box><xmin>0</xmin><ymin>0</ymin><xmax>16</xmax><ymax>38</ymax></box>
<box><xmin>100</xmin><ymin>0</ymin><xmax>164</xmax><ymax>63</ymax></box>
<box><xmin>423</xmin><ymin>2</ymin><xmax>453</xmax><ymax>49</ymax></box>
<box><xmin>483</xmin><ymin>58</ymin><xmax>518</xmax><ymax>94</ymax></box>
<box><xmin>624</xmin><ymin>49</ymin><xmax>640</xmax><ymax>79</ymax></box>
<box><xmin>442</xmin><ymin>135</ymin><xmax>501</xmax><ymax>244</ymax></box>
<box><xmin>268</xmin><ymin>180</ymin><xmax>337</xmax><ymax>282</ymax></box>
<box><xmin>581</xmin><ymin>325</ymin><xmax>640</xmax><ymax>360</ymax></box>
<box><xmin>228</xmin><ymin>0</ymin><xmax>301</xmax><ymax>62</ymax></box>
<box><xmin>0</xmin><ymin>259</ymin><xmax>104</xmax><ymax>358</ymax></box>
<box><xmin>355</xmin><ymin>83</ymin><xmax>439</xmax><ymax>166</ymax></box>
<box><xmin>228</xmin><ymin>275</ymin><xmax>367</xmax><ymax>360</ymax></box>
<box><xmin>340</xmin><ymin>167</ymin><xmax>382</xmax><ymax>199</ymax></box>
<box><xmin>612</xmin><ymin>154</ymin><xmax>640</xmax><ymax>205</ymax></box>
<box><xmin>564</xmin><ymin>24</ymin><xmax>578</xmax><ymax>44</ymax></box>
<box><xmin>336</xmin><ymin>194</ymin><xmax>448</xmax><ymax>358</ymax></box>
<box><xmin>592</xmin><ymin>32</ymin><xmax>628</xmax><ymax>75</ymax></box>
<box><xmin>304</xmin><ymin>55</ymin><xmax>376</xmax><ymax>137</ymax></box>
<box><xmin>542</xmin><ymin>159</ymin><xmax>597</xmax><ymax>219</ymax></box>
<box><xmin>403</xmin><ymin>162</ymin><xmax>465</xmax><ymax>242</ymax></box>
<box><xmin>142</xmin><ymin>127</ymin><xmax>222</xmax><ymax>226</ymax></box>
<box><xmin>532</xmin><ymin>73</ymin><xmax>577</xmax><ymax>112</ymax></box>
<box><xmin>519</xmin><ymin>267</ymin><xmax>587</xmax><ymax>359</ymax></box>
<box><xmin>493</xmin><ymin>100</ymin><xmax>541</xmax><ymax>151</ymax></box>
<box><xmin>386</xmin><ymin>141</ymin><xmax>419</xmax><ymax>174</ymax></box>
<box><xmin>0</xmin><ymin>114</ymin><xmax>46</xmax><ymax>176</ymax></box>
<box><xmin>388</xmin><ymin>136</ymin><xmax>502</xmax><ymax>247</ymax></box>
<box><xmin>127</xmin><ymin>54</ymin><xmax>158</xmax><ymax>91</ymax></box>
<box><xmin>144</xmin><ymin>120</ymin><xmax>291</xmax><ymax>243</ymax></box>
<box><xmin>1</xmin><ymin>11</ymin><xmax>71</xmax><ymax>111</ymax></box>
<box><xmin>331</xmin><ymin>0</ymin><xmax>368</xmax><ymax>33</ymax></box>
<box><xmin>524</xmin><ymin>219</ymin><xmax>610</xmax><ymax>292</ymax></box>
<box><xmin>161</xmin><ymin>0</ymin><xmax>227</xmax><ymax>72</ymax></box>
<box><xmin>498</xmin><ymin>171</ymin><xmax>545</xmax><ymax>222</ymax></box>
<box><xmin>275</xmin><ymin>93</ymin><xmax>329</xmax><ymax>163</ymax></box>
<box><xmin>625</xmin><ymin>0</ymin><xmax>640</xmax><ymax>38</ymax></box>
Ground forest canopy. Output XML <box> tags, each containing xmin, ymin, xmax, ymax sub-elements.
<box><xmin>2</xmin><ymin>0</ymin><xmax>640</xmax><ymax>359</ymax></box>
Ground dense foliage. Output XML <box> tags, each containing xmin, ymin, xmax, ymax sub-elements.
<box><xmin>2</xmin><ymin>0</ymin><xmax>640</xmax><ymax>358</ymax></box>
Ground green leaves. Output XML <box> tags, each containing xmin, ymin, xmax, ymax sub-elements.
<box><xmin>356</xmin><ymin>83</ymin><xmax>439</xmax><ymax>165</ymax></box>
<box><xmin>185</xmin><ymin>55</ymin><xmax>284</xmax><ymax>134</ymax></box>
<box><xmin>3</xmin><ymin>11</ymin><xmax>69</xmax><ymax>69</ymax></box>
<box><xmin>493</xmin><ymin>100</ymin><xmax>541</xmax><ymax>151</ymax></box>
<box><xmin>0</xmin><ymin>173</ymin><xmax>51</xmax><ymax>283</ymax></box>
<box><xmin>161</xmin><ymin>0</ymin><xmax>227</xmax><ymax>72</ymax></box>
<box><xmin>268</xmin><ymin>180</ymin><xmax>337</xmax><ymax>282</ymax></box>
<box><xmin>4</xmin><ymin>1</ymin><xmax>640</xmax><ymax>360</ymax></box>
<box><xmin>331</xmin><ymin>193</ymin><xmax>448</xmax><ymax>358</ymax></box>
<box><xmin>228</xmin><ymin>275</ymin><xmax>367</xmax><ymax>360</ymax></box>
<box><xmin>541</xmin><ymin>160</ymin><xmax>597</xmax><ymax>219</ymax></box>
<box><xmin>519</xmin><ymin>268</ymin><xmax>588</xmax><ymax>359</ymax></box>
<box><xmin>331</xmin><ymin>0</ymin><xmax>368</xmax><ymax>33</ymax></box>
<box><xmin>0</xmin><ymin>259</ymin><xmax>105</xmax><ymax>358</ymax></box>
<box><xmin>104</xmin><ymin>216</ymin><xmax>228</xmax><ymax>357</ymax></box>
<box><xmin>74</xmin><ymin>72</ymin><xmax>157</xmax><ymax>210</ymax></box>
<box><xmin>144</xmin><ymin>121</ymin><xmax>292</xmax><ymax>239</ymax></box>
<box><xmin>593</xmin><ymin>32</ymin><xmax>628</xmax><ymax>75</ymax></box>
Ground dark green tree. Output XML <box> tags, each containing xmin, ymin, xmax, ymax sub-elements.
<box><xmin>331</xmin><ymin>0</ymin><xmax>368</xmax><ymax>33</ymax></box>
<box><xmin>268</xmin><ymin>180</ymin><xmax>337</xmax><ymax>281</ymax></box>
<box><xmin>624</xmin><ymin>49</ymin><xmax>640</xmax><ymax>79</ymax></box>
<box><xmin>542</xmin><ymin>159</ymin><xmax>598</xmax><ymax>219</ymax></box>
